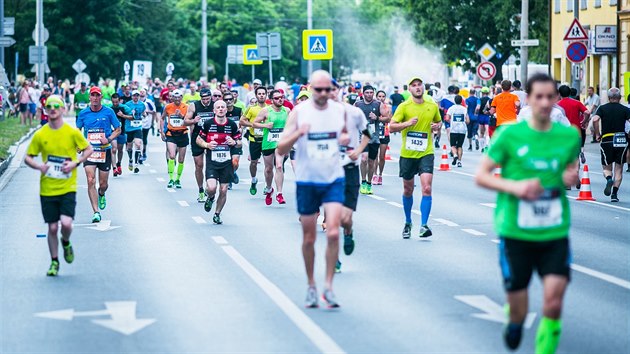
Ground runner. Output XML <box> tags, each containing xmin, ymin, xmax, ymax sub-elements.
<box><xmin>289</xmin><ymin>91</ymin><xmax>312</xmax><ymax>171</ymax></box>
<box><xmin>196</xmin><ymin>100</ymin><xmax>242</xmax><ymax>224</ymax></box>
<box><xmin>110</xmin><ymin>94</ymin><xmax>133</xmax><ymax>176</ymax></box>
<box><xmin>253</xmin><ymin>89</ymin><xmax>291</xmax><ymax>205</ymax></box>
<box><xmin>24</xmin><ymin>95</ymin><xmax>94</xmax><ymax>276</ymax></box>
<box><xmin>465</xmin><ymin>89</ymin><xmax>480</xmax><ymax>151</ymax></box>
<box><xmin>124</xmin><ymin>90</ymin><xmax>146</xmax><ymax>173</ymax></box>
<box><xmin>592</xmin><ymin>87</ymin><xmax>630</xmax><ymax>202</ymax></box>
<box><xmin>139</xmin><ymin>89</ymin><xmax>157</xmax><ymax>163</ymax></box>
<box><xmin>239</xmin><ymin>86</ymin><xmax>268</xmax><ymax>195</ymax></box>
<box><xmin>224</xmin><ymin>91</ymin><xmax>243</xmax><ymax>187</ymax></box>
<box><xmin>476</xmin><ymin>73</ymin><xmax>580</xmax><ymax>354</ymax></box>
<box><xmin>390</xmin><ymin>86</ymin><xmax>405</xmax><ymax>115</ymax></box>
<box><xmin>445</xmin><ymin>95</ymin><xmax>469</xmax><ymax>167</ymax></box>
<box><xmin>184</xmin><ymin>88</ymin><xmax>214</xmax><ymax>201</ymax></box>
<box><xmin>230</xmin><ymin>88</ymin><xmax>246</xmax><ymax>110</ymax></box>
<box><xmin>76</xmin><ymin>86</ymin><xmax>121</xmax><ymax>223</ymax></box>
<box><xmin>489</xmin><ymin>80</ymin><xmax>520</xmax><ymax>138</ymax></box>
<box><xmin>557</xmin><ymin>85</ymin><xmax>590</xmax><ymax>190</ymax></box>
<box><xmin>277</xmin><ymin>70</ymin><xmax>349</xmax><ymax>308</ymax></box>
<box><xmin>389</xmin><ymin>76</ymin><xmax>441</xmax><ymax>239</ymax></box>
<box><xmin>355</xmin><ymin>85</ymin><xmax>388</xmax><ymax>195</ymax></box>
<box><xmin>73</xmin><ymin>82</ymin><xmax>90</xmax><ymax>118</ymax></box>
<box><xmin>183</xmin><ymin>83</ymin><xmax>200</xmax><ymax>104</ymax></box>
<box><xmin>159</xmin><ymin>89</ymin><xmax>188</xmax><ymax>188</ymax></box>
<box><xmin>374</xmin><ymin>90</ymin><xmax>392</xmax><ymax>185</ymax></box>
<box><xmin>476</xmin><ymin>87</ymin><xmax>492</xmax><ymax>152</ymax></box>
<box><xmin>36</xmin><ymin>85</ymin><xmax>51</xmax><ymax>125</ymax></box>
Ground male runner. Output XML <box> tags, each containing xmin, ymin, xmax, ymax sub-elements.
<box><xmin>490</xmin><ymin>80</ymin><xmax>520</xmax><ymax>138</ymax></box>
<box><xmin>390</xmin><ymin>77</ymin><xmax>441</xmax><ymax>238</ymax></box>
<box><xmin>196</xmin><ymin>100</ymin><xmax>242</xmax><ymax>224</ymax></box>
<box><xmin>183</xmin><ymin>83</ymin><xmax>200</xmax><ymax>104</ymax></box>
<box><xmin>184</xmin><ymin>88</ymin><xmax>214</xmax><ymax>201</ymax></box>
<box><xmin>374</xmin><ymin>90</ymin><xmax>392</xmax><ymax>185</ymax></box>
<box><xmin>73</xmin><ymin>82</ymin><xmax>90</xmax><ymax>118</ymax></box>
<box><xmin>140</xmin><ymin>89</ymin><xmax>157</xmax><ymax>162</ymax></box>
<box><xmin>159</xmin><ymin>89</ymin><xmax>188</xmax><ymax>188</ymax></box>
<box><xmin>124</xmin><ymin>90</ymin><xmax>146</xmax><ymax>173</ymax></box>
<box><xmin>76</xmin><ymin>86</ymin><xmax>121</xmax><ymax>223</ymax></box>
<box><xmin>224</xmin><ymin>91</ymin><xmax>243</xmax><ymax>185</ymax></box>
<box><xmin>445</xmin><ymin>95</ymin><xmax>469</xmax><ymax>167</ymax></box>
<box><xmin>355</xmin><ymin>85</ymin><xmax>388</xmax><ymax>194</ymax></box>
<box><xmin>476</xmin><ymin>73</ymin><xmax>580</xmax><ymax>354</ymax></box>
<box><xmin>476</xmin><ymin>87</ymin><xmax>492</xmax><ymax>152</ymax></box>
<box><xmin>465</xmin><ymin>89</ymin><xmax>480</xmax><ymax>151</ymax></box>
<box><xmin>239</xmin><ymin>86</ymin><xmax>268</xmax><ymax>195</ymax></box>
<box><xmin>25</xmin><ymin>95</ymin><xmax>93</xmax><ymax>276</ymax></box>
<box><xmin>110</xmin><ymin>94</ymin><xmax>132</xmax><ymax>176</ymax></box>
<box><xmin>253</xmin><ymin>89</ymin><xmax>291</xmax><ymax>205</ymax></box>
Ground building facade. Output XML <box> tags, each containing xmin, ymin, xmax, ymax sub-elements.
<box><xmin>618</xmin><ymin>0</ymin><xmax>630</xmax><ymax>99</ymax></box>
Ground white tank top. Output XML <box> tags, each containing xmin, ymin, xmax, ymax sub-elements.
<box><xmin>294</xmin><ymin>99</ymin><xmax>345</xmax><ymax>184</ymax></box>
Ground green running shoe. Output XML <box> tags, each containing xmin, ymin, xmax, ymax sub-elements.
<box><xmin>167</xmin><ymin>180</ymin><xmax>174</xmax><ymax>188</ymax></box>
<box><xmin>343</xmin><ymin>233</ymin><xmax>355</xmax><ymax>256</ymax></box>
<box><xmin>213</xmin><ymin>214</ymin><xmax>223</xmax><ymax>224</ymax></box>
<box><xmin>98</xmin><ymin>193</ymin><xmax>106</xmax><ymax>210</ymax></box>
<box><xmin>249</xmin><ymin>181</ymin><xmax>257</xmax><ymax>195</ymax></box>
<box><xmin>359</xmin><ymin>181</ymin><xmax>368</xmax><ymax>194</ymax></box>
<box><xmin>335</xmin><ymin>259</ymin><xmax>342</xmax><ymax>273</ymax></box>
<box><xmin>63</xmin><ymin>242</ymin><xmax>74</xmax><ymax>264</ymax></box>
<box><xmin>92</xmin><ymin>212</ymin><xmax>102</xmax><ymax>223</ymax></box>
<box><xmin>197</xmin><ymin>191</ymin><xmax>205</xmax><ymax>203</ymax></box>
<box><xmin>174</xmin><ymin>180</ymin><xmax>182</xmax><ymax>189</ymax></box>
<box><xmin>204</xmin><ymin>197</ymin><xmax>214</xmax><ymax>213</ymax></box>
<box><xmin>366</xmin><ymin>184</ymin><xmax>373</xmax><ymax>195</ymax></box>
<box><xmin>46</xmin><ymin>260</ymin><xmax>59</xmax><ymax>276</ymax></box>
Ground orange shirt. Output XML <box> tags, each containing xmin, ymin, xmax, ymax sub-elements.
<box><xmin>164</xmin><ymin>102</ymin><xmax>188</xmax><ymax>135</ymax></box>
<box><xmin>491</xmin><ymin>92</ymin><xmax>520</xmax><ymax>126</ymax></box>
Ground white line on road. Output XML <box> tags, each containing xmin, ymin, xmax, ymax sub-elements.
<box><xmin>490</xmin><ymin>239</ymin><xmax>500</xmax><ymax>244</ymax></box>
<box><xmin>166</xmin><ymin>189</ymin><xmax>175</xmax><ymax>193</ymax></box>
<box><xmin>144</xmin><ymin>163</ymin><xmax>151</xmax><ymax>167</ymax></box>
<box><xmin>156</xmin><ymin>177</ymin><xmax>165</xmax><ymax>182</ymax></box>
<box><xmin>571</xmin><ymin>264</ymin><xmax>630</xmax><ymax>290</ymax></box>
<box><xmin>480</xmin><ymin>203</ymin><xmax>496</xmax><ymax>209</ymax></box>
<box><xmin>149</xmin><ymin>169</ymin><xmax>157</xmax><ymax>174</ymax></box>
<box><xmin>449</xmin><ymin>170</ymin><xmax>476</xmax><ymax>178</ymax></box>
<box><xmin>412</xmin><ymin>210</ymin><xmax>421</xmax><ymax>215</ymax></box>
<box><xmin>567</xmin><ymin>196</ymin><xmax>630</xmax><ymax>212</ymax></box>
<box><xmin>177</xmin><ymin>201</ymin><xmax>189</xmax><ymax>207</ymax></box>
<box><xmin>192</xmin><ymin>216</ymin><xmax>207</xmax><ymax>224</ymax></box>
<box><xmin>434</xmin><ymin>218</ymin><xmax>459</xmax><ymax>227</ymax></box>
<box><xmin>367</xmin><ymin>195</ymin><xmax>387</xmax><ymax>201</ymax></box>
<box><xmin>387</xmin><ymin>201</ymin><xmax>403</xmax><ymax>208</ymax></box>
<box><xmin>461</xmin><ymin>229</ymin><xmax>486</xmax><ymax>236</ymax></box>
<box><xmin>221</xmin><ymin>245</ymin><xmax>346</xmax><ymax>354</ymax></box>
<box><xmin>211</xmin><ymin>236</ymin><xmax>228</xmax><ymax>245</ymax></box>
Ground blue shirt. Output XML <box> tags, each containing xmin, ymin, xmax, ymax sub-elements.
<box><xmin>465</xmin><ymin>96</ymin><xmax>478</xmax><ymax>121</ymax></box>
<box><xmin>76</xmin><ymin>106</ymin><xmax>120</xmax><ymax>150</ymax></box>
<box><xmin>125</xmin><ymin>100</ymin><xmax>146</xmax><ymax>132</ymax></box>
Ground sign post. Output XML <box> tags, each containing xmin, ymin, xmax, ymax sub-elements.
<box><xmin>564</xmin><ymin>15</ymin><xmax>588</xmax><ymax>96</ymax></box>
<box><xmin>256</xmin><ymin>32</ymin><xmax>281</xmax><ymax>84</ymax></box>
<box><xmin>123</xmin><ymin>61</ymin><xmax>130</xmax><ymax>82</ymax></box>
<box><xmin>476</xmin><ymin>62</ymin><xmax>497</xmax><ymax>82</ymax></box>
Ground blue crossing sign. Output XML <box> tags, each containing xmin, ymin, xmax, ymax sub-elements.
<box><xmin>243</xmin><ymin>44</ymin><xmax>262</xmax><ymax>65</ymax></box>
<box><xmin>302</xmin><ymin>29</ymin><xmax>333</xmax><ymax>60</ymax></box>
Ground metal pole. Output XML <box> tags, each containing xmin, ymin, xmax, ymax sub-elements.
<box><xmin>36</xmin><ymin>0</ymin><xmax>44</xmax><ymax>83</ymax></box>
<box><xmin>571</xmin><ymin>0</ymin><xmax>581</xmax><ymax>95</ymax></box>
<box><xmin>520</xmin><ymin>0</ymin><xmax>528</xmax><ymax>82</ymax></box>
<box><xmin>251</xmin><ymin>65</ymin><xmax>254</xmax><ymax>83</ymax></box>
<box><xmin>267</xmin><ymin>33</ymin><xmax>273</xmax><ymax>85</ymax></box>
<box><xmin>201</xmin><ymin>0</ymin><xmax>208</xmax><ymax>81</ymax></box>
<box><xmin>307</xmin><ymin>0</ymin><xmax>312</xmax><ymax>78</ymax></box>
<box><xmin>14</xmin><ymin>51</ymin><xmax>17</xmax><ymax>80</ymax></box>
<box><xmin>0</xmin><ymin>0</ymin><xmax>5</xmax><ymax>67</ymax></box>
<box><xmin>329</xmin><ymin>60</ymin><xmax>332</xmax><ymax>78</ymax></box>
<box><xmin>225</xmin><ymin>58</ymin><xmax>228</xmax><ymax>83</ymax></box>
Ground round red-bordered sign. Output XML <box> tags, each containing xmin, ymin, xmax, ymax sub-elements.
<box><xmin>477</xmin><ymin>62</ymin><xmax>496</xmax><ymax>81</ymax></box>
<box><xmin>566</xmin><ymin>42</ymin><xmax>587</xmax><ymax>64</ymax></box>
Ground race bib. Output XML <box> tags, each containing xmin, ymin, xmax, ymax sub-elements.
<box><xmin>307</xmin><ymin>132</ymin><xmax>338</xmax><ymax>160</ymax></box>
<box><xmin>197</xmin><ymin>113</ymin><xmax>213</xmax><ymax>127</ymax></box>
<box><xmin>87</xmin><ymin>128</ymin><xmax>105</xmax><ymax>146</ymax></box>
<box><xmin>211</xmin><ymin>145</ymin><xmax>230</xmax><ymax>163</ymax></box>
<box><xmin>130</xmin><ymin>119</ymin><xmax>143</xmax><ymax>128</ymax></box>
<box><xmin>453</xmin><ymin>114</ymin><xmax>465</xmax><ymax>122</ymax></box>
<box><xmin>253</xmin><ymin>128</ymin><xmax>264</xmax><ymax>136</ymax></box>
<box><xmin>45</xmin><ymin>155</ymin><xmax>71</xmax><ymax>179</ymax></box>
<box><xmin>378</xmin><ymin>124</ymin><xmax>385</xmax><ymax>139</ymax></box>
<box><xmin>339</xmin><ymin>145</ymin><xmax>355</xmax><ymax>166</ymax></box>
<box><xmin>613</xmin><ymin>132</ymin><xmax>627</xmax><ymax>148</ymax></box>
<box><xmin>78</xmin><ymin>103</ymin><xmax>88</xmax><ymax>109</ymax></box>
<box><xmin>517</xmin><ymin>189</ymin><xmax>563</xmax><ymax>229</ymax></box>
<box><xmin>406</xmin><ymin>131</ymin><xmax>428</xmax><ymax>152</ymax></box>
<box><xmin>87</xmin><ymin>150</ymin><xmax>106</xmax><ymax>163</ymax></box>
<box><xmin>267</xmin><ymin>128</ymin><xmax>283</xmax><ymax>143</ymax></box>
<box><xmin>169</xmin><ymin>115</ymin><xmax>183</xmax><ymax>127</ymax></box>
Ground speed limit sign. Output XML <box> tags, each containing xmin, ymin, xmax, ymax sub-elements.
<box><xmin>476</xmin><ymin>61</ymin><xmax>496</xmax><ymax>81</ymax></box>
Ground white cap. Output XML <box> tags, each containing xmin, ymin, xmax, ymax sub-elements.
<box><xmin>211</xmin><ymin>89</ymin><xmax>222</xmax><ymax>96</ymax></box>
<box><xmin>253</xmin><ymin>79</ymin><xmax>262</xmax><ymax>85</ymax></box>
<box><xmin>171</xmin><ymin>89</ymin><xmax>183</xmax><ymax>98</ymax></box>
<box><xmin>131</xmin><ymin>90</ymin><xmax>140</xmax><ymax>96</ymax></box>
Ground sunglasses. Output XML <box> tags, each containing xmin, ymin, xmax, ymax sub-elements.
<box><xmin>212</xmin><ymin>94</ymin><xmax>222</xmax><ymax>97</ymax></box>
<box><xmin>272</xmin><ymin>96</ymin><xmax>284</xmax><ymax>100</ymax></box>
<box><xmin>312</xmin><ymin>87</ymin><xmax>331</xmax><ymax>93</ymax></box>
<box><xmin>224</xmin><ymin>98</ymin><xmax>234</xmax><ymax>101</ymax></box>
<box><xmin>90</xmin><ymin>93</ymin><xmax>101</xmax><ymax>96</ymax></box>
<box><xmin>45</xmin><ymin>103</ymin><xmax>62</xmax><ymax>109</ymax></box>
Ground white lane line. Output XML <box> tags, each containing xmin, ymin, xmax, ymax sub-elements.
<box><xmin>166</xmin><ymin>189</ymin><xmax>175</xmax><ymax>193</ymax></box>
<box><xmin>221</xmin><ymin>245</ymin><xmax>346</xmax><ymax>354</ymax></box>
<box><xmin>449</xmin><ymin>170</ymin><xmax>476</xmax><ymax>178</ymax></box>
<box><xmin>192</xmin><ymin>216</ymin><xmax>207</xmax><ymax>224</ymax></box>
<box><xmin>156</xmin><ymin>177</ymin><xmax>165</xmax><ymax>182</ymax></box>
<box><xmin>211</xmin><ymin>236</ymin><xmax>228</xmax><ymax>245</ymax></box>
<box><xmin>480</xmin><ymin>203</ymin><xmax>496</xmax><ymax>209</ymax></box>
<box><xmin>412</xmin><ymin>210</ymin><xmax>421</xmax><ymax>215</ymax></box>
<box><xmin>367</xmin><ymin>195</ymin><xmax>387</xmax><ymax>201</ymax></box>
<box><xmin>144</xmin><ymin>163</ymin><xmax>151</xmax><ymax>167</ymax></box>
<box><xmin>387</xmin><ymin>201</ymin><xmax>403</xmax><ymax>208</ymax></box>
<box><xmin>461</xmin><ymin>228</ymin><xmax>486</xmax><ymax>236</ymax></box>
<box><xmin>434</xmin><ymin>218</ymin><xmax>459</xmax><ymax>227</ymax></box>
<box><xmin>567</xmin><ymin>196</ymin><xmax>630</xmax><ymax>212</ymax></box>
<box><xmin>177</xmin><ymin>200</ymin><xmax>190</xmax><ymax>207</ymax></box>
<box><xmin>490</xmin><ymin>239</ymin><xmax>500</xmax><ymax>244</ymax></box>
<box><xmin>149</xmin><ymin>169</ymin><xmax>157</xmax><ymax>174</ymax></box>
<box><xmin>571</xmin><ymin>264</ymin><xmax>630</xmax><ymax>290</ymax></box>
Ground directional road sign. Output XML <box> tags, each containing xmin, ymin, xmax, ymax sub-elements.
<box><xmin>564</xmin><ymin>18</ymin><xmax>588</xmax><ymax>41</ymax></box>
<box><xmin>132</xmin><ymin>61</ymin><xmax>152</xmax><ymax>84</ymax></box>
<box><xmin>0</xmin><ymin>37</ymin><xmax>15</xmax><ymax>47</ymax></box>
<box><xmin>566</xmin><ymin>41</ymin><xmax>588</xmax><ymax>63</ymax></box>
<box><xmin>511</xmin><ymin>39</ymin><xmax>540</xmax><ymax>47</ymax></box>
<box><xmin>28</xmin><ymin>45</ymin><xmax>47</xmax><ymax>64</ymax></box>
<box><xmin>227</xmin><ymin>45</ymin><xmax>244</xmax><ymax>65</ymax></box>
<box><xmin>302</xmin><ymin>29</ymin><xmax>333</xmax><ymax>60</ymax></box>
<box><xmin>476</xmin><ymin>61</ymin><xmax>496</xmax><ymax>81</ymax></box>
<box><xmin>477</xmin><ymin>43</ymin><xmax>496</xmax><ymax>61</ymax></box>
<box><xmin>72</xmin><ymin>59</ymin><xmax>87</xmax><ymax>73</ymax></box>
<box><xmin>32</xmin><ymin>27</ymin><xmax>49</xmax><ymax>43</ymax></box>
<box><xmin>124</xmin><ymin>61</ymin><xmax>131</xmax><ymax>75</ymax></box>
<box><xmin>166</xmin><ymin>62</ymin><xmax>174</xmax><ymax>76</ymax></box>
<box><xmin>75</xmin><ymin>72</ymin><xmax>90</xmax><ymax>86</ymax></box>
<box><xmin>3</xmin><ymin>17</ymin><xmax>15</xmax><ymax>36</ymax></box>
<box><xmin>255</xmin><ymin>32</ymin><xmax>282</xmax><ymax>60</ymax></box>
<box><xmin>243</xmin><ymin>44</ymin><xmax>262</xmax><ymax>65</ymax></box>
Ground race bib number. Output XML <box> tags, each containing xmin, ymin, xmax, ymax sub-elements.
<box><xmin>169</xmin><ymin>115</ymin><xmax>183</xmax><ymax>127</ymax></box>
<box><xmin>307</xmin><ymin>132</ymin><xmax>338</xmax><ymax>160</ymax></box>
<box><xmin>267</xmin><ymin>128</ymin><xmax>283</xmax><ymax>143</ymax></box>
<box><xmin>253</xmin><ymin>128</ymin><xmax>264</xmax><ymax>136</ymax></box>
<box><xmin>339</xmin><ymin>145</ymin><xmax>355</xmax><ymax>166</ymax></box>
<box><xmin>130</xmin><ymin>119</ymin><xmax>143</xmax><ymax>128</ymax></box>
<box><xmin>453</xmin><ymin>114</ymin><xmax>465</xmax><ymax>122</ymax></box>
<box><xmin>197</xmin><ymin>113</ymin><xmax>213</xmax><ymax>127</ymax></box>
<box><xmin>378</xmin><ymin>124</ymin><xmax>385</xmax><ymax>139</ymax></box>
<box><xmin>87</xmin><ymin>128</ymin><xmax>105</xmax><ymax>146</ymax></box>
<box><xmin>406</xmin><ymin>131</ymin><xmax>428</xmax><ymax>152</ymax></box>
<box><xmin>211</xmin><ymin>145</ymin><xmax>230</xmax><ymax>163</ymax></box>
<box><xmin>45</xmin><ymin>155</ymin><xmax>71</xmax><ymax>179</ymax></box>
<box><xmin>87</xmin><ymin>150</ymin><xmax>106</xmax><ymax>163</ymax></box>
<box><xmin>78</xmin><ymin>103</ymin><xmax>88</xmax><ymax>109</ymax></box>
<box><xmin>613</xmin><ymin>132</ymin><xmax>627</xmax><ymax>148</ymax></box>
<box><xmin>517</xmin><ymin>189</ymin><xmax>563</xmax><ymax>229</ymax></box>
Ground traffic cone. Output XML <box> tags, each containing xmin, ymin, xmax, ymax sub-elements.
<box><xmin>439</xmin><ymin>145</ymin><xmax>450</xmax><ymax>171</ymax></box>
<box><xmin>494</xmin><ymin>166</ymin><xmax>502</xmax><ymax>177</ymax></box>
<box><xmin>385</xmin><ymin>145</ymin><xmax>392</xmax><ymax>161</ymax></box>
<box><xmin>576</xmin><ymin>164</ymin><xmax>596</xmax><ymax>201</ymax></box>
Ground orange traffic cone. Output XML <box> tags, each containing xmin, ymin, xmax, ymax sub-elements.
<box><xmin>576</xmin><ymin>164</ymin><xmax>596</xmax><ymax>201</ymax></box>
<box><xmin>439</xmin><ymin>145</ymin><xmax>450</xmax><ymax>171</ymax></box>
<box><xmin>493</xmin><ymin>166</ymin><xmax>502</xmax><ymax>177</ymax></box>
<box><xmin>385</xmin><ymin>145</ymin><xmax>392</xmax><ymax>161</ymax></box>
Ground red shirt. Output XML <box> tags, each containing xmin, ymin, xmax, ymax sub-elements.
<box><xmin>160</xmin><ymin>88</ymin><xmax>170</xmax><ymax>104</ymax></box>
<box><xmin>39</xmin><ymin>96</ymin><xmax>49</xmax><ymax>123</ymax></box>
<box><xmin>557</xmin><ymin>98</ymin><xmax>588</xmax><ymax>128</ymax></box>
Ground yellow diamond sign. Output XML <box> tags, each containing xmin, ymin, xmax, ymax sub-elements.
<box><xmin>477</xmin><ymin>43</ymin><xmax>496</xmax><ymax>61</ymax></box>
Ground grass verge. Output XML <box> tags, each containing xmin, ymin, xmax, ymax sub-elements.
<box><xmin>0</xmin><ymin>117</ymin><xmax>34</xmax><ymax>161</ymax></box>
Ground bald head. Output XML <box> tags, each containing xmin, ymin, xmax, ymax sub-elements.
<box><xmin>214</xmin><ymin>99</ymin><xmax>227</xmax><ymax>118</ymax></box>
<box><xmin>310</xmin><ymin>70</ymin><xmax>331</xmax><ymax>86</ymax></box>
<box><xmin>608</xmin><ymin>87</ymin><xmax>621</xmax><ymax>101</ymax></box>
<box><xmin>310</xmin><ymin>70</ymin><xmax>332</xmax><ymax>107</ymax></box>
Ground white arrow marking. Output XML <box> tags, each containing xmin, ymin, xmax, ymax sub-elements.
<box><xmin>455</xmin><ymin>295</ymin><xmax>536</xmax><ymax>329</ymax></box>
<box><xmin>35</xmin><ymin>308</ymin><xmax>109</xmax><ymax>320</ymax></box>
<box><xmin>86</xmin><ymin>220</ymin><xmax>120</xmax><ymax>232</ymax></box>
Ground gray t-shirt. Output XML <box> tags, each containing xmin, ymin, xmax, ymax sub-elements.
<box><xmin>585</xmin><ymin>94</ymin><xmax>600</xmax><ymax>111</ymax></box>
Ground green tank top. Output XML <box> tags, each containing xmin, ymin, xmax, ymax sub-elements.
<box><xmin>262</xmin><ymin>106</ymin><xmax>288</xmax><ymax>150</ymax></box>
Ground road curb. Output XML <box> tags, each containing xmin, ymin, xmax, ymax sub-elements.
<box><xmin>0</xmin><ymin>125</ymin><xmax>40</xmax><ymax>177</ymax></box>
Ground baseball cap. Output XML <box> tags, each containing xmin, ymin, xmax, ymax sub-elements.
<box><xmin>80</xmin><ymin>82</ymin><xmax>87</xmax><ymax>86</ymax></box>
<box><xmin>253</xmin><ymin>79</ymin><xmax>262</xmax><ymax>85</ymax></box>
<box><xmin>45</xmin><ymin>95</ymin><xmax>65</xmax><ymax>108</ymax></box>
<box><xmin>131</xmin><ymin>90</ymin><xmax>140</xmax><ymax>96</ymax></box>
<box><xmin>331</xmin><ymin>79</ymin><xmax>340</xmax><ymax>88</ymax></box>
<box><xmin>408</xmin><ymin>77</ymin><xmax>423</xmax><ymax>86</ymax></box>
<box><xmin>89</xmin><ymin>86</ymin><xmax>102</xmax><ymax>95</ymax></box>
<box><xmin>200</xmin><ymin>88</ymin><xmax>211</xmax><ymax>97</ymax></box>
<box><xmin>297</xmin><ymin>91</ymin><xmax>311</xmax><ymax>100</ymax></box>
<box><xmin>171</xmin><ymin>89</ymin><xmax>183</xmax><ymax>98</ymax></box>
<box><xmin>211</xmin><ymin>89</ymin><xmax>222</xmax><ymax>96</ymax></box>
<box><xmin>481</xmin><ymin>87</ymin><xmax>490</xmax><ymax>93</ymax></box>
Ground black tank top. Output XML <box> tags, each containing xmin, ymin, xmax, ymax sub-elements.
<box><xmin>192</xmin><ymin>101</ymin><xmax>214</xmax><ymax>136</ymax></box>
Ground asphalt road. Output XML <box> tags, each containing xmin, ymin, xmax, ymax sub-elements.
<box><xmin>1</xmin><ymin>121</ymin><xmax>628</xmax><ymax>353</ymax></box>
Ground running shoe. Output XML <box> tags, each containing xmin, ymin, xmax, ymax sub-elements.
<box><xmin>604</xmin><ymin>179</ymin><xmax>613</xmax><ymax>196</ymax></box>
<box><xmin>264</xmin><ymin>187</ymin><xmax>274</xmax><ymax>205</ymax></box>
<box><xmin>475</xmin><ymin>140</ymin><xmax>479</xmax><ymax>150</ymax></box>
<box><xmin>305</xmin><ymin>286</ymin><xmax>319</xmax><ymax>308</ymax></box>
<box><xmin>276</xmin><ymin>193</ymin><xmax>286</xmax><ymax>204</ymax></box>
<box><xmin>457</xmin><ymin>161</ymin><xmax>462</xmax><ymax>168</ymax></box>
<box><xmin>434</xmin><ymin>140</ymin><xmax>440</xmax><ymax>149</ymax></box>
<box><xmin>213</xmin><ymin>214</ymin><xmax>223</xmax><ymax>224</ymax></box>
<box><xmin>46</xmin><ymin>260</ymin><xmax>60</xmax><ymax>277</ymax></box>
<box><xmin>113</xmin><ymin>168</ymin><xmax>119</xmax><ymax>177</ymax></box>
<box><xmin>611</xmin><ymin>193</ymin><xmax>619</xmax><ymax>202</ymax></box>
<box><xmin>138</xmin><ymin>159</ymin><xmax>143</xmax><ymax>165</ymax></box>
<box><xmin>503</xmin><ymin>322</ymin><xmax>523</xmax><ymax>350</ymax></box>
<box><xmin>167</xmin><ymin>180</ymin><xmax>175</xmax><ymax>188</ymax></box>
<box><xmin>402</xmin><ymin>222</ymin><xmax>412</xmax><ymax>239</ymax></box>
<box><xmin>379</xmin><ymin>175</ymin><xmax>383</xmax><ymax>185</ymax></box>
<box><xmin>128</xmin><ymin>163</ymin><xmax>133</xmax><ymax>171</ymax></box>
<box><xmin>452</xmin><ymin>157</ymin><xmax>458</xmax><ymax>166</ymax></box>
<box><xmin>98</xmin><ymin>193</ymin><xmax>106</xmax><ymax>210</ymax></box>
<box><xmin>449</xmin><ymin>151</ymin><xmax>454</xmax><ymax>158</ymax></box>
<box><xmin>360</xmin><ymin>181</ymin><xmax>368</xmax><ymax>194</ymax></box>
<box><xmin>233</xmin><ymin>172</ymin><xmax>239</xmax><ymax>184</ymax></box>
<box><xmin>419</xmin><ymin>225</ymin><xmax>433</xmax><ymax>238</ymax></box>
<box><xmin>249</xmin><ymin>181</ymin><xmax>257</xmax><ymax>195</ymax></box>
<box><xmin>576</xmin><ymin>180</ymin><xmax>581</xmax><ymax>190</ymax></box>
<box><xmin>204</xmin><ymin>197</ymin><xmax>214</xmax><ymax>213</ymax></box>
<box><xmin>467</xmin><ymin>146</ymin><xmax>472</xmax><ymax>151</ymax></box>
<box><xmin>62</xmin><ymin>242</ymin><xmax>74</xmax><ymax>264</ymax></box>
<box><xmin>335</xmin><ymin>259</ymin><xmax>342</xmax><ymax>273</ymax></box>
<box><xmin>228</xmin><ymin>183</ymin><xmax>232</xmax><ymax>190</ymax></box>
<box><xmin>580</xmin><ymin>152</ymin><xmax>586</xmax><ymax>164</ymax></box>
<box><xmin>134</xmin><ymin>166</ymin><xmax>140</xmax><ymax>173</ymax></box>
<box><xmin>197</xmin><ymin>191</ymin><xmax>205</xmax><ymax>203</ymax></box>
<box><xmin>92</xmin><ymin>212</ymin><xmax>101</xmax><ymax>223</ymax></box>
<box><xmin>117</xmin><ymin>166</ymin><xmax>122</xmax><ymax>175</ymax></box>
<box><xmin>371</xmin><ymin>175</ymin><xmax>379</xmax><ymax>185</ymax></box>
<box><xmin>322</xmin><ymin>289</ymin><xmax>340</xmax><ymax>308</ymax></box>
<box><xmin>366</xmin><ymin>184</ymin><xmax>373</xmax><ymax>195</ymax></box>
<box><xmin>343</xmin><ymin>233</ymin><xmax>355</xmax><ymax>255</ymax></box>
<box><xmin>174</xmin><ymin>180</ymin><xmax>182</xmax><ymax>189</ymax></box>
<box><xmin>142</xmin><ymin>153</ymin><xmax>147</xmax><ymax>161</ymax></box>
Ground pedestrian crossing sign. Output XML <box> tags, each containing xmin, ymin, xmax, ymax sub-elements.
<box><xmin>243</xmin><ymin>44</ymin><xmax>262</xmax><ymax>65</ymax></box>
<box><xmin>303</xmin><ymin>29</ymin><xmax>333</xmax><ymax>60</ymax></box>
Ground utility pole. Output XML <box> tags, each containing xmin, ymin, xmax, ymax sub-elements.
<box><xmin>36</xmin><ymin>0</ymin><xmax>44</xmax><ymax>83</ymax></box>
<box><xmin>520</xmin><ymin>0</ymin><xmax>529</xmax><ymax>82</ymax></box>
<box><xmin>201</xmin><ymin>0</ymin><xmax>208</xmax><ymax>81</ymax></box>
<box><xmin>571</xmin><ymin>0</ymin><xmax>581</xmax><ymax>95</ymax></box>
<box><xmin>0</xmin><ymin>0</ymin><xmax>5</xmax><ymax>67</ymax></box>
<box><xmin>307</xmin><ymin>0</ymin><xmax>312</xmax><ymax>78</ymax></box>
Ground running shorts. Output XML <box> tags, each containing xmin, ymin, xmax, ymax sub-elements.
<box><xmin>343</xmin><ymin>164</ymin><xmax>360</xmax><ymax>211</ymax></box>
<box><xmin>450</xmin><ymin>133</ymin><xmax>466</xmax><ymax>148</ymax></box>
<box><xmin>83</xmin><ymin>149</ymin><xmax>112</xmax><ymax>172</ymax></box>
<box><xmin>399</xmin><ymin>155</ymin><xmax>434</xmax><ymax>180</ymax></box>
<box><xmin>40</xmin><ymin>192</ymin><xmax>77</xmax><ymax>223</ymax></box>
<box><xmin>296</xmin><ymin>178</ymin><xmax>345</xmax><ymax>215</ymax></box>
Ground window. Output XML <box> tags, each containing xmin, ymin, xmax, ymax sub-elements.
<box><xmin>567</xmin><ymin>0</ymin><xmax>573</xmax><ymax>12</ymax></box>
<box><xmin>581</xmin><ymin>0</ymin><xmax>587</xmax><ymax>9</ymax></box>
<box><xmin>595</xmin><ymin>0</ymin><xmax>602</xmax><ymax>7</ymax></box>
<box><xmin>555</xmin><ymin>0</ymin><xmax>561</xmax><ymax>13</ymax></box>
<box><xmin>610</xmin><ymin>0</ymin><xmax>617</xmax><ymax>5</ymax></box>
